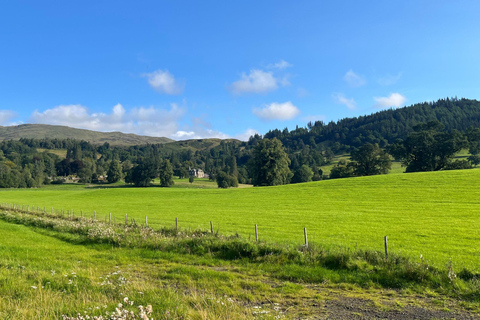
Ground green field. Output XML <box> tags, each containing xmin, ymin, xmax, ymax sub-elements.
<box><xmin>1</xmin><ymin>170</ymin><xmax>479</xmax><ymax>270</ymax></box>
<box><xmin>0</xmin><ymin>219</ymin><xmax>271</xmax><ymax>319</ymax></box>
<box><xmin>2</xmin><ymin>170</ymin><xmax>480</xmax><ymax>318</ymax></box>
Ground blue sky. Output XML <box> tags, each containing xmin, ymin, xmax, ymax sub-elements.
<box><xmin>1</xmin><ymin>1</ymin><xmax>480</xmax><ymax>140</ymax></box>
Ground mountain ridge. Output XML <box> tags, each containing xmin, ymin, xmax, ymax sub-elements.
<box><xmin>0</xmin><ymin>124</ymin><xmax>173</xmax><ymax>146</ymax></box>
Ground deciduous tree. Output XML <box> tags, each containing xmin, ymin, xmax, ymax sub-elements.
<box><xmin>291</xmin><ymin>165</ymin><xmax>314</xmax><ymax>183</ymax></box>
<box><xmin>350</xmin><ymin>143</ymin><xmax>391</xmax><ymax>176</ymax></box>
<box><xmin>389</xmin><ymin>121</ymin><xmax>467</xmax><ymax>172</ymax></box>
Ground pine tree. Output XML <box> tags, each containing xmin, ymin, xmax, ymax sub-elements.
<box><xmin>159</xmin><ymin>159</ymin><xmax>174</xmax><ymax>187</ymax></box>
<box><xmin>107</xmin><ymin>160</ymin><xmax>123</xmax><ymax>183</ymax></box>
<box><xmin>251</xmin><ymin>138</ymin><xmax>292</xmax><ymax>186</ymax></box>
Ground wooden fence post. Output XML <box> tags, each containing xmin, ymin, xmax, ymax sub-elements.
<box><xmin>145</xmin><ymin>216</ymin><xmax>148</xmax><ymax>227</ymax></box>
<box><xmin>109</xmin><ymin>212</ymin><xmax>111</xmax><ymax>224</ymax></box>
<box><xmin>125</xmin><ymin>214</ymin><xmax>128</xmax><ymax>225</ymax></box>
<box><xmin>255</xmin><ymin>224</ymin><xmax>258</xmax><ymax>242</ymax></box>
<box><xmin>210</xmin><ymin>221</ymin><xmax>213</xmax><ymax>234</ymax></box>
<box><xmin>384</xmin><ymin>236</ymin><xmax>388</xmax><ymax>259</ymax></box>
<box><xmin>176</xmin><ymin>217</ymin><xmax>178</xmax><ymax>229</ymax></box>
<box><xmin>304</xmin><ymin>227</ymin><xmax>308</xmax><ymax>248</ymax></box>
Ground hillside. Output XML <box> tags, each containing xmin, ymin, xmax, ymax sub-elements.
<box><xmin>0</xmin><ymin>124</ymin><xmax>173</xmax><ymax>146</ymax></box>
<box><xmin>160</xmin><ymin>138</ymin><xmax>242</xmax><ymax>152</ymax></box>
<box><xmin>264</xmin><ymin>97</ymin><xmax>480</xmax><ymax>152</ymax></box>
<box><xmin>1</xmin><ymin>168</ymin><xmax>479</xmax><ymax>268</ymax></box>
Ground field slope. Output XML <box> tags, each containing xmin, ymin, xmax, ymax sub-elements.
<box><xmin>0</xmin><ymin>170</ymin><xmax>479</xmax><ymax>269</ymax></box>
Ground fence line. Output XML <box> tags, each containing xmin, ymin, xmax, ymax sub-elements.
<box><xmin>0</xmin><ymin>202</ymin><xmax>390</xmax><ymax>258</ymax></box>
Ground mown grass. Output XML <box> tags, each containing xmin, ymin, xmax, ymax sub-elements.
<box><xmin>1</xmin><ymin>207</ymin><xmax>479</xmax><ymax>319</ymax></box>
<box><xmin>0</xmin><ymin>170</ymin><xmax>479</xmax><ymax>272</ymax></box>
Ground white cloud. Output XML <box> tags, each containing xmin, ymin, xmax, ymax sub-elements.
<box><xmin>171</xmin><ymin>115</ymin><xmax>231</xmax><ymax>140</ymax></box>
<box><xmin>374</xmin><ymin>93</ymin><xmax>407</xmax><ymax>109</ymax></box>
<box><xmin>332</xmin><ymin>93</ymin><xmax>356</xmax><ymax>110</ymax></box>
<box><xmin>230</xmin><ymin>69</ymin><xmax>279</xmax><ymax>94</ymax></box>
<box><xmin>0</xmin><ymin>110</ymin><xmax>17</xmax><ymax>125</ymax></box>
<box><xmin>171</xmin><ymin>131</ymin><xmax>196</xmax><ymax>139</ymax></box>
<box><xmin>235</xmin><ymin>128</ymin><xmax>260</xmax><ymax>141</ymax></box>
<box><xmin>30</xmin><ymin>103</ymin><xmax>235</xmax><ymax>140</ymax></box>
<box><xmin>30</xmin><ymin>103</ymin><xmax>187</xmax><ymax>138</ymax></box>
<box><xmin>253</xmin><ymin>101</ymin><xmax>300</xmax><ymax>121</ymax></box>
<box><xmin>268</xmin><ymin>60</ymin><xmax>292</xmax><ymax>69</ymax></box>
<box><xmin>378</xmin><ymin>72</ymin><xmax>402</xmax><ymax>86</ymax></box>
<box><xmin>143</xmin><ymin>70</ymin><xmax>184</xmax><ymax>95</ymax></box>
<box><xmin>171</xmin><ymin>129</ymin><xmax>229</xmax><ymax>140</ymax></box>
<box><xmin>344</xmin><ymin>70</ymin><xmax>366</xmax><ymax>87</ymax></box>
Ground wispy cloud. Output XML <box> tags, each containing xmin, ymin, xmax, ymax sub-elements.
<box><xmin>332</xmin><ymin>93</ymin><xmax>356</xmax><ymax>110</ymax></box>
<box><xmin>234</xmin><ymin>128</ymin><xmax>260</xmax><ymax>141</ymax></box>
<box><xmin>0</xmin><ymin>110</ymin><xmax>17</xmax><ymax>125</ymax></box>
<box><xmin>303</xmin><ymin>114</ymin><xmax>326</xmax><ymax>123</ymax></box>
<box><xmin>253</xmin><ymin>101</ymin><xmax>300</xmax><ymax>121</ymax></box>
<box><xmin>374</xmin><ymin>93</ymin><xmax>407</xmax><ymax>108</ymax></box>
<box><xmin>142</xmin><ymin>69</ymin><xmax>185</xmax><ymax>95</ymax></box>
<box><xmin>297</xmin><ymin>88</ymin><xmax>309</xmax><ymax>98</ymax></box>
<box><xmin>268</xmin><ymin>60</ymin><xmax>293</xmax><ymax>70</ymax></box>
<box><xmin>229</xmin><ymin>69</ymin><xmax>280</xmax><ymax>94</ymax></box>
<box><xmin>378</xmin><ymin>72</ymin><xmax>402</xmax><ymax>86</ymax></box>
<box><xmin>171</xmin><ymin>128</ymin><xmax>229</xmax><ymax>140</ymax></box>
<box><xmin>344</xmin><ymin>70</ymin><xmax>366</xmax><ymax>87</ymax></box>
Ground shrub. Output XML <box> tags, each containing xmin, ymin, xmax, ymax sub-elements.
<box><xmin>445</xmin><ymin>160</ymin><xmax>472</xmax><ymax>170</ymax></box>
<box><xmin>216</xmin><ymin>171</ymin><xmax>238</xmax><ymax>188</ymax></box>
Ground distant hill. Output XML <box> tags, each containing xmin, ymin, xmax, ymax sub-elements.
<box><xmin>263</xmin><ymin>97</ymin><xmax>480</xmax><ymax>152</ymax></box>
<box><xmin>0</xmin><ymin>124</ymin><xmax>173</xmax><ymax>146</ymax></box>
<box><xmin>161</xmin><ymin>138</ymin><xmax>241</xmax><ymax>152</ymax></box>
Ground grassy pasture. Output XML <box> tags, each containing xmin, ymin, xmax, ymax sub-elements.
<box><xmin>0</xmin><ymin>219</ymin><xmax>265</xmax><ymax>319</ymax></box>
<box><xmin>37</xmin><ymin>148</ymin><xmax>68</xmax><ymax>158</ymax></box>
<box><xmin>4</xmin><ymin>212</ymin><xmax>480</xmax><ymax>319</ymax></box>
<box><xmin>0</xmin><ymin>170</ymin><xmax>479</xmax><ymax>270</ymax></box>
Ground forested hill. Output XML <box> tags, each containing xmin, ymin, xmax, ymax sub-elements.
<box><xmin>0</xmin><ymin>124</ymin><xmax>173</xmax><ymax>146</ymax></box>
<box><xmin>262</xmin><ymin>97</ymin><xmax>480</xmax><ymax>153</ymax></box>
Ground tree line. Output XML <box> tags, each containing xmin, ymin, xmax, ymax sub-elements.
<box><xmin>1</xmin><ymin>97</ymin><xmax>480</xmax><ymax>188</ymax></box>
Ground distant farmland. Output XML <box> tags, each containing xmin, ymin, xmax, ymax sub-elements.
<box><xmin>1</xmin><ymin>170</ymin><xmax>479</xmax><ymax>269</ymax></box>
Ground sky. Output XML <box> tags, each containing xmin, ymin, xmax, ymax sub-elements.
<box><xmin>1</xmin><ymin>1</ymin><xmax>480</xmax><ymax>141</ymax></box>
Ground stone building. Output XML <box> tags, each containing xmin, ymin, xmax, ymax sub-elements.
<box><xmin>189</xmin><ymin>168</ymin><xmax>205</xmax><ymax>178</ymax></box>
